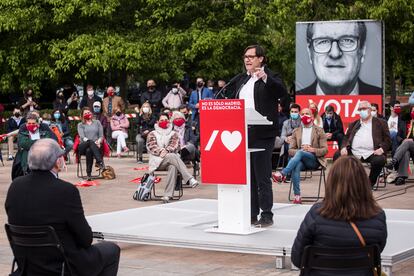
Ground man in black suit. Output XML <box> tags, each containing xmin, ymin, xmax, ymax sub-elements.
<box><xmin>297</xmin><ymin>21</ymin><xmax>382</xmax><ymax>95</ymax></box>
<box><xmin>228</xmin><ymin>45</ymin><xmax>287</xmax><ymax>227</ymax></box>
<box><xmin>5</xmin><ymin>138</ymin><xmax>120</xmax><ymax>276</ymax></box>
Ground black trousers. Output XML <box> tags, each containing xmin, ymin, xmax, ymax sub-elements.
<box><xmin>329</xmin><ymin>132</ymin><xmax>344</xmax><ymax>149</ymax></box>
<box><xmin>94</xmin><ymin>241</ymin><xmax>120</xmax><ymax>276</ymax></box>
<box><xmin>78</xmin><ymin>140</ymin><xmax>103</xmax><ymax>175</ymax></box>
<box><xmin>249</xmin><ymin>137</ymin><xmax>275</xmax><ymax>220</ymax></box>
<box><xmin>333</xmin><ymin>148</ymin><xmax>386</xmax><ymax>185</ymax></box>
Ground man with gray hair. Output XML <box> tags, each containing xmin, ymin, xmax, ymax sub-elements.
<box><xmin>6</xmin><ymin>138</ymin><xmax>120</xmax><ymax>275</ymax></box>
<box><xmin>333</xmin><ymin>101</ymin><xmax>391</xmax><ymax>186</ymax></box>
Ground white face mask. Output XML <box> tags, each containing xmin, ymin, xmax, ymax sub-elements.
<box><xmin>172</xmin><ymin>88</ymin><xmax>178</xmax><ymax>94</ymax></box>
<box><xmin>87</xmin><ymin>90</ymin><xmax>94</xmax><ymax>96</ymax></box>
<box><xmin>371</xmin><ymin>111</ymin><xmax>377</xmax><ymax>117</ymax></box>
<box><xmin>142</xmin><ymin>107</ymin><xmax>150</xmax><ymax>113</ymax></box>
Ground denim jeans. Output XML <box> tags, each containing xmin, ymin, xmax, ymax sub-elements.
<box><xmin>281</xmin><ymin>150</ymin><xmax>320</xmax><ymax>195</ymax></box>
<box><xmin>390</xmin><ymin>130</ymin><xmax>399</xmax><ymax>156</ymax></box>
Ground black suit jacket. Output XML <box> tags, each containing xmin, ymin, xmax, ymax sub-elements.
<box><xmin>228</xmin><ymin>67</ymin><xmax>287</xmax><ymax>140</ymax></box>
<box><xmin>297</xmin><ymin>78</ymin><xmax>382</xmax><ymax>95</ymax></box>
<box><xmin>5</xmin><ymin>171</ymin><xmax>103</xmax><ymax>276</ymax></box>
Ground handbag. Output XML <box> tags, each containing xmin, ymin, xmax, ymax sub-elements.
<box><xmin>350</xmin><ymin>222</ymin><xmax>387</xmax><ymax>276</ymax></box>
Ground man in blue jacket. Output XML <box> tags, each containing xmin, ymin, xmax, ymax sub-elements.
<box><xmin>189</xmin><ymin>77</ymin><xmax>214</xmax><ymax>123</ymax></box>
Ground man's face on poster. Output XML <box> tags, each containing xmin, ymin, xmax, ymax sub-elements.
<box><xmin>307</xmin><ymin>22</ymin><xmax>366</xmax><ymax>94</ymax></box>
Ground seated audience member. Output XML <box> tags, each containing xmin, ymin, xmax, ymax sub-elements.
<box><xmin>19</xmin><ymin>87</ymin><xmax>40</xmax><ymax>115</ymax></box>
<box><xmin>135</xmin><ymin>102</ymin><xmax>157</xmax><ymax>163</ymax></box>
<box><xmin>146</xmin><ymin>113</ymin><xmax>199</xmax><ymax>203</ymax></box>
<box><xmin>279</xmin><ymin>103</ymin><xmax>301</xmax><ymax>166</ymax></box>
<box><xmin>291</xmin><ymin>156</ymin><xmax>387</xmax><ymax>275</ymax></box>
<box><xmin>386</xmin><ymin>105</ymin><xmax>414</xmax><ymax>186</ymax></box>
<box><xmin>77</xmin><ymin>107</ymin><xmax>105</xmax><ymax>180</ymax></box>
<box><xmin>13</xmin><ymin>112</ymin><xmax>56</xmax><ymax>179</ymax></box>
<box><xmin>162</xmin><ymin>82</ymin><xmax>186</xmax><ymax>110</ymax></box>
<box><xmin>178</xmin><ymin>104</ymin><xmax>199</xmax><ymax>147</ymax></box>
<box><xmin>53</xmin><ymin>89</ymin><xmax>69</xmax><ymax>114</ymax></box>
<box><xmin>6</xmin><ymin>138</ymin><xmax>120</xmax><ymax>276</ymax></box>
<box><xmin>371</xmin><ymin>103</ymin><xmax>385</xmax><ymax>120</ymax></box>
<box><xmin>171</xmin><ymin>111</ymin><xmax>199</xmax><ymax>164</ymax></box>
<box><xmin>92</xmin><ymin>101</ymin><xmax>110</xmax><ymax>142</ymax></box>
<box><xmin>309</xmin><ymin>102</ymin><xmax>323</xmax><ymax>128</ymax></box>
<box><xmin>161</xmin><ymin>107</ymin><xmax>173</xmax><ymax>117</ymax></box>
<box><xmin>273</xmin><ymin>108</ymin><xmax>328</xmax><ymax>203</ymax></box>
<box><xmin>387</xmin><ymin>101</ymin><xmax>405</xmax><ymax>156</ymax></box>
<box><xmin>321</xmin><ymin>105</ymin><xmax>344</xmax><ymax>148</ymax></box>
<box><xmin>51</xmin><ymin>109</ymin><xmax>74</xmax><ymax>156</ymax></box>
<box><xmin>334</xmin><ymin>101</ymin><xmax>391</xmax><ymax>186</ymax></box>
<box><xmin>110</xmin><ymin>107</ymin><xmax>130</xmax><ymax>158</ymax></box>
<box><xmin>6</xmin><ymin>108</ymin><xmax>26</xmax><ymax>160</ymax></box>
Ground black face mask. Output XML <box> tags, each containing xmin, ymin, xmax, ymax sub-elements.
<box><xmin>14</xmin><ymin>112</ymin><xmax>20</xmax><ymax>117</ymax></box>
<box><xmin>148</xmin><ymin>86</ymin><xmax>155</xmax><ymax>91</ymax></box>
<box><xmin>197</xmin><ymin>82</ymin><xmax>203</xmax><ymax>88</ymax></box>
<box><xmin>115</xmin><ymin>111</ymin><xmax>122</xmax><ymax>116</ymax></box>
<box><xmin>183</xmin><ymin>113</ymin><xmax>189</xmax><ymax>119</ymax></box>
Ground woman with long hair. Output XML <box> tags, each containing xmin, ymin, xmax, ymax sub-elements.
<box><xmin>51</xmin><ymin>108</ymin><xmax>73</xmax><ymax>155</ymax></box>
<box><xmin>291</xmin><ymin>155</ymin><xmax>387</xmax><ymax>275</ymax></box>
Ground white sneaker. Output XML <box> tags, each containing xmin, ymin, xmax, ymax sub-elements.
<box><xmin>161</xmin><ymin>196</ymin><xmax>170</xmax><ymax>203</ymax></box>
<box><xmin>189</xmin><ymin>178</ymin><xmax>199</xmax><ymax>188</ymax></box>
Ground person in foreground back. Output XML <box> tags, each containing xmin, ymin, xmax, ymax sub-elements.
<box><xmin>291</xmin><ymin>155</ymin><xmax>387</xmax><ymax>275</ymax></box>
<box><xmin>5</xmin><ymin>138</ymin><xmax>120</xmax><ymax>276</ymax></box>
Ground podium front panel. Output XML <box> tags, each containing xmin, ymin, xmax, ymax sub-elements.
<box><xmin>199</xmin><ymin>99</ymin><xmax>247</xmax><ymax>185</ymax></box>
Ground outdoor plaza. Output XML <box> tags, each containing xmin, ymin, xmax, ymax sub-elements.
<box><xmin>1</xmin><ymin>155</ymin><xmax>414</xmax><ymax>275</ymax></box>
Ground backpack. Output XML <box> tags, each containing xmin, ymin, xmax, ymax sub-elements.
<box><xmin>133</xmin><ymin>173</ymin><xmax>155</xmax><ymax>201</ymax></box>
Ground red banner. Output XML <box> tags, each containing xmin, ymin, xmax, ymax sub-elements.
<box><xmin>199</xmin><ymin>99</ymin><xmax>247</xmax><ymax>185</ymax></box>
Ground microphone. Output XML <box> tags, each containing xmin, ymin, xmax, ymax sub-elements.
<box><xmin>215</xmin><ymin>73</ymin><xmax>243</xmax><ymax>99</ymax></box>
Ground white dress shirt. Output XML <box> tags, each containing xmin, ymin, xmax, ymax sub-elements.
<box><xmin>302</xmin><ymin>125</ymin><xmax>312</xmax><ymax>145</ymax></box>
<box><xmin>239</xmin><ymin>67</ymin><xmax>267</xmax><ymax>109</ymax></box>
<box><xmin>352</xmin><ymin>119</ymin><xmax>374</xmax><ymax>159</ymax></box>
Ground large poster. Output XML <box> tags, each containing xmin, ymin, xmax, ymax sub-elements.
<box><xmin>295</xmin><ymin>20</ymin><xmax>384</xmax><ymax>155</ymax></box>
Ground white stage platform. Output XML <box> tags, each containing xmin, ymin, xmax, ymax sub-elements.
<box><xmin>87</xmin><ymin>199</ymin><xmax>414</xmax><ymax>275</ymax></box>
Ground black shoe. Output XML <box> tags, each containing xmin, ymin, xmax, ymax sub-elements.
<box><xmin>254</xmin><ymin>217</ymin><xmax>274</xmax><ymax>228</ymax></box>
<box><xmin>251</xmin><ymin>216</ymin><xmax>258</xmax><ymax>225</ymax></box>
<box><xmin>7</xmin><ymin>155</ymin><xmax>14</xmax><ymax>161</ymax></box>
<box><xmin>86</xmin><ymin>173</ymin><xmax>92</xmax><ymax>181</ymax></box>
<box><xmin>386</xmin><ymin>159</ymin><xmax>397</xmax><ymax>170</ymax></box>
<box><xmin>97</xmin><ymin>161</ymin><xmax>105</xmax><ymax>171</ymax></box>
<box><xmin>395</xmin><ymin>177</ymin><xmax>406</xmax><ymax>186</ymax></box>
<box><xmin>137</xmin><ymin>156</ymin><xmax>143</xmax><ymax>164</ymax></box>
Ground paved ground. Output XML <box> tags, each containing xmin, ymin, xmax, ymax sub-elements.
<box><xmin>1</xmin><ymin>153</ymin><xmax>414</xmax><ymax>275</ymax></box>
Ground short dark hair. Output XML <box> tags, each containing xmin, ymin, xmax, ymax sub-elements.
<box><xmin>158</xmin><ymin>113</ymin><xmax>169</xmax><ymax>120</ymax></box>
<box><xmin>178</xmin><ymin>104</ymin><xmax>189</xmax><ymax>111</ymax></box>
<box><xmin>371</xmin><ymin>103</ymin><xmax>379</xmax><ymax>110</ymax></box>
<box><xmin>306</xmin><ymin>21</ymin><xmax>367</xmax><ymax>49</ymax></box>
<box><xmin>389</xmin><ymin>100</ymin><xmax>400</xmax><ymax>107</ymax></box>
<box><xmin>244</xmin><ymin>44</ymin><xmax>267</xmax><ymax>65</ymax></box>
<box><xmin>290</xmin><ymin>103</ymin><xmax>301</xmax><ymax>111</ymax></box>
<box><xmin>325</xmin><ymin>105</ymin><xmax>334</xmax><ymax>113</ymax></box>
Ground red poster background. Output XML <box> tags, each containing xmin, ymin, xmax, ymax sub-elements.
<box><xmin>199</xmin><ymin>99</ymin><xmax>247</xmax><ymax>184</ymax></box>
<box><xmin>296</xmin><ymin>95</ymin><xmax>383</xmax><ymax>157</ymax></box>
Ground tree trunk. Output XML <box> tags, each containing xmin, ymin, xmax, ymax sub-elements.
<box><xmin>120</xmin><ymin>70</ymin><xmax>128</xmax><ymax>108</ymax></box>
<box><xmin>389</xmin><ymin>62</ymin><xmax>396</xmax><ymax>103</ymax></box>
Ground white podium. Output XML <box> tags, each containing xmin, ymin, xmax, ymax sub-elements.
<box><xmin>203</xmin><ymin>106</ymin><xmax>272</xmax><ymax>235</ymax></box>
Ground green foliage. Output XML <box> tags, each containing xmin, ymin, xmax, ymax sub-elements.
<box><xmin>0</xmin><ymin>0</ymin><xmax>413</xmax><ymax>95</ymax></box>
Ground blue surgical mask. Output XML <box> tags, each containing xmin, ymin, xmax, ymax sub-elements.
<box><xmin>359</xmin><ymin>110</ymin><xmax>369</xmax><ymax>120</ymax></box>
<box><xmin>93</xmin><ymin>107</ymin><xmax>101</xmax><ymax>113</ymax></box>
<box><xmin>54</xmin><ymin>113</ymin><xmax>60</xmax><ymax>120</ymax></box>
<box><xmin>290</xmin><ymin>113</ymin><xmax>299</xmax><ymax>120</ymax></box>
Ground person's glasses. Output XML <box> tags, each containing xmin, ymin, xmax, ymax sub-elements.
<box><xmin>311</xmin><ymin>36</ymin><xmax>359</xmax><ymax>54</ymax></box>
<box><xmin>243</xmin><ymin>55</ymin><xmax>257</xmax><ymax>60</ymax></box>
